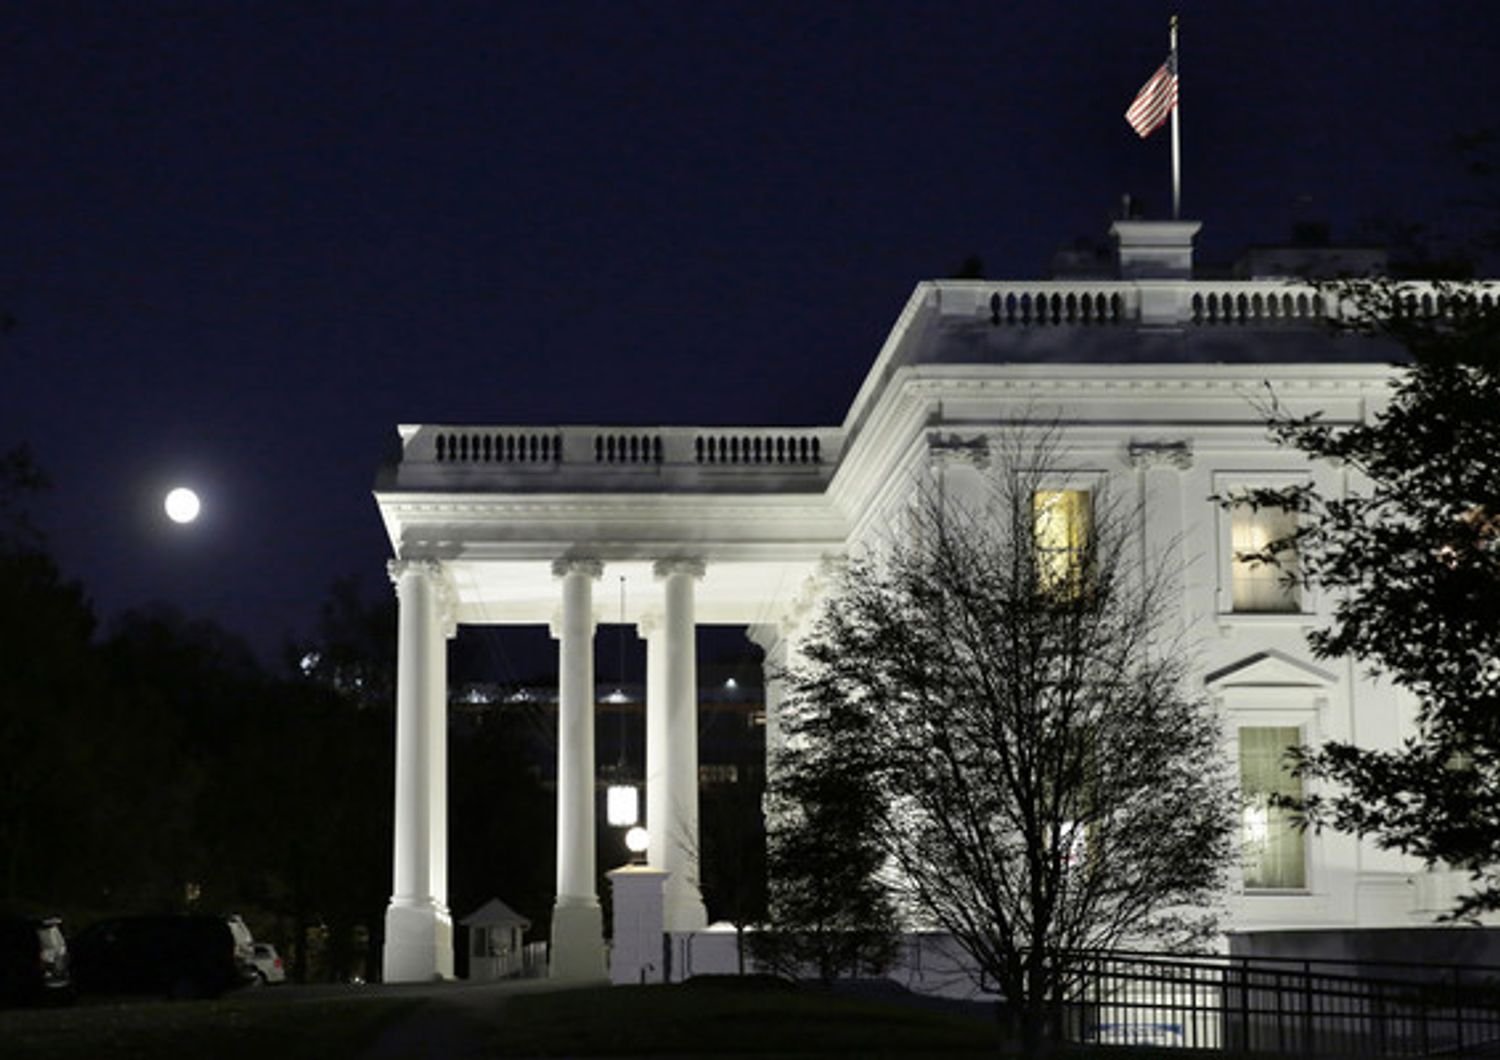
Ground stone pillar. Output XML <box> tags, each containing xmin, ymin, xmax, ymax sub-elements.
<box><xmin>549</xmin><ymin>558</ymin><xmax>607</xmax><ymax>981</ymax></box>
<box><xmin>747</xmin><ymin>624</ymin><xmax>789</xmax><ymax>771</ymax></box>
<box><xmin>654</xmin><ymin>559</ymin><xmax>708</xmax><ymax>932</ymax></box>
<box><xmin>639</xmin><ymin>612</ymin><xmax>668</xmax><ymax>875</ymax></box>
<box><xmin>383</xmin><ymin>559</ymin><xmax>455</xmax><ymax>982</ymax></box>
<box><xmin>1128</xmin><ymin>439</ymin><xmax>1192</xmax><ymax>639</ymax></box>
<box><xmin>749</xmin><ymin>557</ymin><xmax>841</xmax><ymax>834</ymax></box>
<box><xmin>606</xmin><ymin>865</ymin><xmax>670</xmax><ymax>984</ymax></box>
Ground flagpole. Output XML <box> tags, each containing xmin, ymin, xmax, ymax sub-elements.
<box><xmin>1170</xmin><ymin>14</ymin><xmax>1181</xmax><ymax>219</ymax></box>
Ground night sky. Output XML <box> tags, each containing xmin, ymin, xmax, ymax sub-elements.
<box><xmin>3</xmin><ymin>2</ymin><xmax>1495</xmax><ymax>665</ymax></box>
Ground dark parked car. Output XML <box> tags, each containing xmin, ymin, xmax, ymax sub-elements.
<box><xmin>0</xmin><ymin>915</ymin><xmax>71</xmax><ymax>1004</ymax></box>
<box><xmin>70</xmin><ymin>914</ymin><xmax>257</xmax><ymax>999</ymax></box>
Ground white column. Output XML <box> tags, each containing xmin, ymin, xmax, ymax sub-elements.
<box><xmin>654</xmin><ymin>558</ymin><xmax>708</xmax><ymax>932</ymax></box>
<box><xmin>428</xmin><ymin>587</ymin><xmax>456</xmax><ymax>979</ymax></box>
<box><xmin>747</xmin><ymin>624</ymin><xmax>789</xmax><ymax>780</ymax></box>
<box><xmin>549</xmin><ymin>557</ymin><xmax>607</xmax><ymax>981</ymax></box>
<box><xmin>748</xmin><ymin>620</ymin><xmax>804</xmax><ymax>838</ymax></box>
<box><xmin>749</xmin><ymin>557</ymin><xmax>840</xmax><ymax>836</ymax></box>
<box><xmin>383</xmin><ymin>558</ymin><xmax>454</xmax><ymax>982</ymax></box>
<box><xmin>1129</xmin><ymin>441</ymin><xmax>1191</xmax><ymax>640</ymax></box>
<box><xmin>639</xmin><ymin>612</ymin><xmax>668</xmax><ymax>875</ymax></box>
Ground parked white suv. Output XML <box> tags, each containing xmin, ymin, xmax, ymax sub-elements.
<box><xmin>250</xmin><ymin>943</ymin><xmax>285</xmax><ymax>985</ymax></box>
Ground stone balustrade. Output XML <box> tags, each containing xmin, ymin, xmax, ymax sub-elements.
<box><xmin>982</xmin><ymin>285</ymin><xmax>1131</xmax><ymax>326</ymax></box>
<box><xmin>391</xmin><ymin>425</ymin><xmax>843</xmax><ymax>492</ymax></box>
<box><xmin>936</xmin><ymin>278</ymin><xmax>1500</xmax><ymax>329</ymax></box>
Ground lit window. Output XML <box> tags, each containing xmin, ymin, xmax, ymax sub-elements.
<box><xmin>1033</xmin><ymin>490</ymin><xmax>1092</xmax><ymax>593</ymax></box>
<box><xmin>1231</xmin><ymin>503</ymin><xmax>1300</xmax><ymax>612</ymax></box>
<box><xmin>1239</xmin><ymin>726</ymin><xmax>1306</xmax><ymax>890</ymax></box>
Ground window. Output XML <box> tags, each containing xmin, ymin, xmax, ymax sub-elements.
<box><xmin>1033</xmin><ymin>489</ymin><xmax>1092</xmax><ymax>593</ymax></box>
<box><xmin>1239</xmin><ymin>726</ymin><xmax>1306</xmax><ymax>890</ymax></box>
<box><xmin>1230</xmin><ymin>502</ymin><xmax>1300</xmax><ymax>612</ymax></box>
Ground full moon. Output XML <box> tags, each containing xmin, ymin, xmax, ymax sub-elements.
<box><xmin>164</xmin><ymin>487</ymin><xmax>201</xmax><ymax>524</ymax></box>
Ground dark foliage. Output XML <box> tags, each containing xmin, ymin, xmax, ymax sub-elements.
<box><xmin>755</xmin><ymin>685</ymin><xmax>901</xmax><ymax>983</ymax></box>
<box><xmin>1239</xmin><ymin>280</ymin><xmax>1500</xmax><ymax>918</ymax></box>
<box><xmin>0</xmin><ymin>462</ymin><xmax>99</xmax><ymax>905</ymax></box>
<box><xmin>699</xmin><ymin>771</ymin><xmax>768</xmax><ymax>973</ymax></box>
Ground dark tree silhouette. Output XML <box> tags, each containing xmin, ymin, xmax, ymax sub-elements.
<box><xmin>776</xmin><ymin>428</ymin><xmax>1233</xmax><ymax>1052</ymax></box>
<box><xmin>1240</xmin><ymin>278</ymin><xmax>1500</xmax><ymax>919</ymax></box>
<box><xmin>0</xmin><ymin>448</ymin><xmax>99</xmax><ymax>908</ymax></box>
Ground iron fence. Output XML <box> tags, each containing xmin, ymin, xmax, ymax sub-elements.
<box><xmin>1051</xmin><ymin>948</ymin><xmax>1500</xmax><ymax>1056</ymax></box>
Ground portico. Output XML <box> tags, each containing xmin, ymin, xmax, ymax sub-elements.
<box><xmin>374</xmin><ymin>435</ymin><xmax>848</xmax><ymax>980</ymax></box>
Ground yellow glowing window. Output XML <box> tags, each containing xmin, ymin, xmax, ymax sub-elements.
<box><xmin>1033</xmin><ymin>490</ymin><xmax>1092</xmax><ymax>591</ymax></box>
<box><xmin>1239</xmin><ymin>726</ymin><xmax>1306</xmax><ymax>890</ymax></box>
<box><xmin>1230</xmin><ymin>503</ymin><xmax>1300</xmax><ymax>612</ymax></box>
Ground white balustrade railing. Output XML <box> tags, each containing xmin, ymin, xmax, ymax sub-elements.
<box><xmin>401</xmin><ymin>424</ymin><xmax>842</xmax><ymax>479</ymax></box>
<box><xmin>983</xmin><ymin>285</ymin><xmax>1131</xmax><ymax>326</ymax></box>
<box><xmin>939</xmin><ymin>279</ymin><xmax>1500</xmax><ymax>329</ymax></box>
<box><xmin>1188</xmin><ymin>283</ymin><xmax>1326</xmax><ymax>324</ymax></box>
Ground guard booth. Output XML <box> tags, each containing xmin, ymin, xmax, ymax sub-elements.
<box><xmin>460</xmin><ymin>898</ymin><xmax>532</xmax><ymax>981</ymax></box>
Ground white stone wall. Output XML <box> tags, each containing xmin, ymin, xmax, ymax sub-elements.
<box><xmin>822</xmin><ymin>363</ymin><xmax>1432</xmax><ymax>937</ymax></box>
<box><xmin>378</xmin><ymin>263</ymin><xmax>1500</xmax><ymax>979</ymax></box>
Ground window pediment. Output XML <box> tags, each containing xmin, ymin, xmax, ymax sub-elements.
<box><xmin>1205</xmin><ymin>650</ymin><xmax>1335</xmax><ymax>689</ymax></box>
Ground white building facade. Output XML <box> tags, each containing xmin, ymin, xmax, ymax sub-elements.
<box><xmin>373</xmin><ymin>220</ymin><xmax>1486</xmax><ymax>982</ymax></box>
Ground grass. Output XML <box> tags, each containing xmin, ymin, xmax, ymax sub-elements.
<box><xmin>0</xmin><ymin>978</ymin><xmax>1259</xmax><ymax>1058</ymax></box>
<box><xmin>0</xmin><ymin>992</ymin><xmax>423</xmax><ymax>1060</ymax></box>
<box><xmin>485</xmin><ymin>980</ymin><xmax>1004</xmax><ymax>1057</ymax></box>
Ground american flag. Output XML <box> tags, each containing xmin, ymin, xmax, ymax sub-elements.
<box><xmin>1125</xmin><ymin>53</ymin><xmax>1177</xmax><ymax>138</ymax></box>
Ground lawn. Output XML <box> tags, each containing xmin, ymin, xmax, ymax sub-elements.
<box><xmin>0</xmin><ymin>978</ymin><xmax>1244</xmax><ymax>1058</ymax></box>
<box><xmin>487</xmin><ymin>979</ymin><xmax>1004</xmax><ymax>1057</ymax></box>
<box><xmin>0</xmin><ymin>991</ymin><xmax>423</xmax><ymax>1060</ymax></box>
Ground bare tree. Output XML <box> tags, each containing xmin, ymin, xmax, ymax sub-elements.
<box><xmin>779</xmin><ymin>427</ymin><xmax>1234</xmax><ymax>1051</ymax></box>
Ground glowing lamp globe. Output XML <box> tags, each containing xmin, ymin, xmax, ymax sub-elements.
<box><xmin>164</xmin><ymin>487</ymin><xmax>201</xmax><ymax>524</ymax></box>
<box><xmin>624</xmin><ymin>826</ymin><xmax>649</xmax><ymax>856</ymax></box>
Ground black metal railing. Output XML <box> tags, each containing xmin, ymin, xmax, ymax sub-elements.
<box><xmin>1050</xmin><ymin>948</ymin><xmax>1500</xmax><ymax>1056</ymax></box>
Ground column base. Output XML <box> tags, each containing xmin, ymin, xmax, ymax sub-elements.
<box><xmin>549</xmin><ymin>899</ymin><xmax>607</xmax><ymax>981</ymax></box>
<box><xmin>382</xmin><ymin>899</ymin><xmax>454</xmax><ymax>982</ymax></box>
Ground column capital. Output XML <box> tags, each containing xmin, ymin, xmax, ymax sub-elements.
<box><xmin>1127</xmin><ymin>438</ymin><xmax>1194</xmax><ymax>470</ymax></box>
<box><xmin>778</xmin><ymin>554</ymin><xmax>844</xmax><ymax>636</ymax></box>
<box><xmin>388</xmin><ymin>558</ymin><xmax>457</xmax><ymax>636</ymax></box>
<box><xmin>387</xmin><ymin>557</ymin><xmax>445</xmax><ymax>587</ymax></box>
<box><xmin>652</xmin><ymin>558</ymin><xmax>706</xmax><ymax>581</ymax></box>
<box><xmin>552</xmin><ymin>557</ymin><xmax>604</xmax><ymax>580</ymax></box>
<box><xmin>926</xmin><ymin>431</ymin><xmax>991</xmax><ymax>471</ymax></box>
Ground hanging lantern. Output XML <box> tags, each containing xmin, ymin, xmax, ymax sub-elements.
<box><xmin>607</xmin><ymin>783</ymin><xmax>639</xmax><ymax>828</ymax></box>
